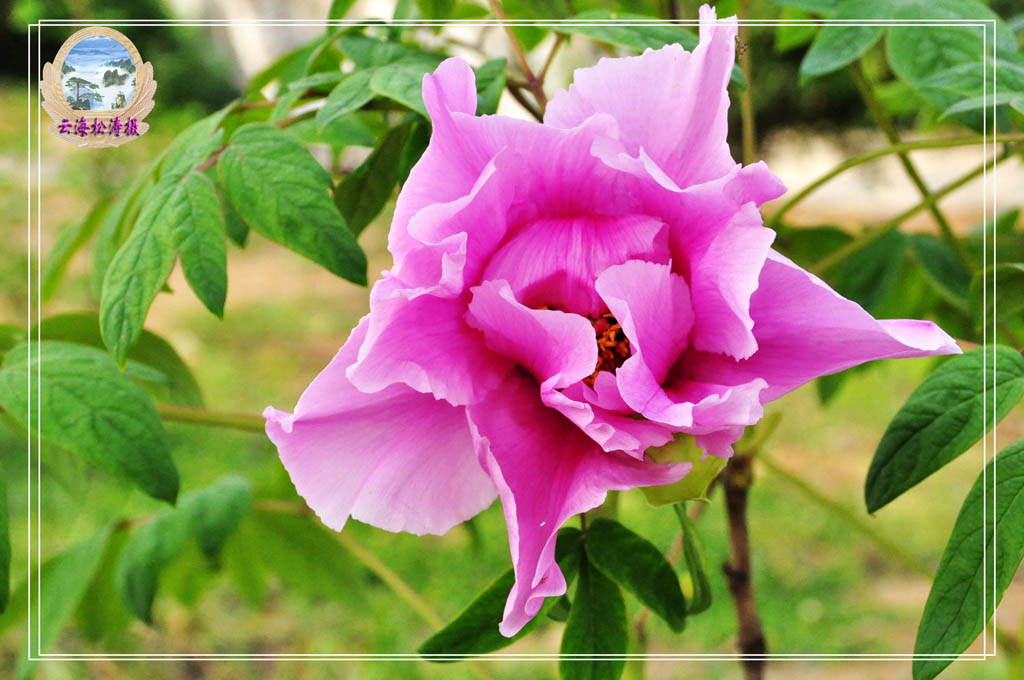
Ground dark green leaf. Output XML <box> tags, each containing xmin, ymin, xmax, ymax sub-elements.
<box><xmin>317</xmin><ymin>69</ymin><xmax>376</xmax><ymax>130</ymax></box>
<box><xmin>970</xmin><ymin>263</ymin><xmax>1024</xmax><ymax>329</ymax></box>
<box><xmin>0</xmin><ymin>341</ymin><xmax>178</xmax><ymax>503</ymax></box>
<box><xmin>370</xmin><ymin>63</ymin><xmax>436</xmax><ymax>116</ymax></box>
<box><xmin>398</xmin><ymin>121</ymin><xmax>431</xmax><ymax>185</ymax></box>
<box><xmin>816</xmin><ymin>370</ymin><xmax>849</xmax><ymax>405</ymax></box>
<box><xmin>799</xmin><ymin>0</ymin><xmax>891</xmax><ymax>82</ymax></box>
<box><xmin>218</xmin><ymin>123</ymin><xmax>367</xmax><ymax>284</ymax></box>
<box><xmin>157</xmin><ymin>104</ymin><xmax>233</xmax><ymax>181</ymax></box>
<box><xmin>219</xmin><ymin>187</ymin><xmax>250</xmax><ymax>248</ymax></box>
<box><xmin>181</xmin><ymin>476</ymin><xmax>252</xmax><ymax>563</ymax></box>
<box><xmin>547</xmin><ymin>595</ymin><xmax>571</xmax><ymax>622</ymax></box>
<box><xmin>0</xmin><ymin>325</ymin><xmax>26</xmax><ymax>356</ymax></box>
<box><xmin>559</xmin><ymin>552</ymin><xmax>627</xmax><ymax>680</ymax></box>
<box><xmin>117</xmin><ymin>510</ymin><xmax>191</xmax><ymax>623</ymax></box>
<box><xmin>865</xmin><ymin>345</ymin><xmax>1024</xmax><ymax>512</ymax></box>
<box><xmin>169</xmin><ymin>171</ymin><xmax>228</xmax><ymax>317</ymax></box>
<box><xmin>910</xmin><ymin>234</ymin><xmax>970</xmax><ymax>310</ymax></box>
<box><xmin>585</xmin><ymin>518</ymin><xmax>686</xmax><ymax>632</ymax></box>
<box><xmin>474</xmin><ymin>58</ymin><xmax>507</xmax><ymax>115</ymax></box>
<box><xmin>419</xmin><ymin>527</ymin><xmax>582</xmax><ymax>658</ymax></box>
<box><xmin>913</xmin><ymin>440</ymin><xmax>1024</xmax><ymax>680</ymax></box>
<box><xmin>773</xmin><ymin>225</ymin><xmax>853</xmax><ymax>269</ymax></box>
<box><xmin>39</xmin><ymin>528</ymin><xmax>111</xmax><ymax>652</ymax></box>
<box><xmin>674</xmin><ymin>505</ymin><xmax>712</xmax><ymax>615</ymax></box>
<box><xmin>35</xmin><ymin>311</ymin><xmax>203</xmax><ymax>407</ymax></box>
<box><xmin>416</xmin><ymin>0</ymin><xmax>453</xmax><ymax>19</ymax></box>
<box><xmin>335</xmin><ymin>123</ymin><xmax>413</xmax><ymax>235</ymax></box>
<box><xmin>41</xmin><ymin>195</ymin><xmax>110</xmax><ymax>300</ymax></box>
<box><xmin>555</xmin><ymin>10</ymin><xmax>746</xmax><ymax>89</ymax></box>
<box><xmin>826</xmin><ymin>229</ymin><xmax>907</xmax><ymax>313</ymax></box>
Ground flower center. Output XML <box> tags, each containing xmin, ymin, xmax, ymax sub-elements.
<box><xmin>586</xmin><ymin>312</ymin><xmax>631</xmax><ymax>387</ymax></box>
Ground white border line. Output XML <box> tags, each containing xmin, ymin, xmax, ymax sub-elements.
<box><xmin>25</xmin><ymin>15</ymin><xmax>1002</xmax><ymax>665</ymax></box>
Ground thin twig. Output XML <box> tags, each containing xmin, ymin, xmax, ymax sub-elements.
<box><xmin>506</xmin><ymin>82</ymin><xmax>545</xmax><ymax>122</ymax></box>
<box><xmin>736</xmin><ymin>0</ymin><xmax>756</xmax><ymax>165</ymax></box>
<box><xmin>486</xmin><ymin>0</ymin><xmax>548</xmax><ymax>110</ymax></box>
<box><xmin>766</xmin><ymin>134</ymin><xmax>1024</xmax><ymax>229</ymax></box>
<box><xmin>538</xmin><ymin>34</ymin><xmax>565</xmax><ymax>85</ymax></box>
<box><xmin>722</xmin><ymin>454</ymin><xmax>767</xmax><ymax>680</ymax></box>
<box><xmin>849</xmin><ymin>61</ymin><xmax>974</xmax><ymax>273</ymax></box>
<box><xmin>809</xmin><ymin>149</ymin><xmax>1016</xmax><ymax>276</ymax></box>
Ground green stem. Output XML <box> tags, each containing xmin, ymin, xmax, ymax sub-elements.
<box><xmin>156</xmin><ymin>403</ymin><xmax>265</xmax><ymax>433</ymax></box>
<box><xmin>848</xmin><ymin>61</ymin><xmax>974</xmax><ymax>273</ymax></box>
<box><xmin>766</xmin><ymin>134</ymin><xmax>1024</xmax><ymax>229</ymax></box>
<box><xmin>810</xmin><ymin>149</ymin><xmax>1016</xmax><ymax>276</ymax></box>
<box><xmin>757</xmin><ymin>453</ymin><xmax>932</xmax><ymax>579</ymax></box>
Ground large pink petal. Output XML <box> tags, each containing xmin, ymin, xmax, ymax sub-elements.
<box><xmin>546</xmin><ymin>5</ymin><xmax>738</xmax><ymax>188</ymax></box>
<box><xmin>467</xmin><ymin>369</ymin><xmax>690</xmax><ymax>637</ymax></box>
<box><xmin>481</xmin><ymin>214</ymin><xmax>670</xmax><ymax>316</ymax></box>
<box><xmin>684</xmin><ymin>251</ymin><xmax>962</xmax><ymax>401</ymax></box>
<box><xmin>347</xmin><ymin>277</ymin><xmax>511</xmax><ymax>406</ymax></box>
<box><xmin>466</xmin><ymin>279</ymin><xmax>596</xmax><ymax>389</ymax></box>
<box><xmin>264</xmin><ymin>318</ymin><xmax>497</xmax><ymax>535</ymax></box>
<box><xmin>688</xmin><ymin>203</ymin><xmax>776</xmax><ymax>359</ymax></box>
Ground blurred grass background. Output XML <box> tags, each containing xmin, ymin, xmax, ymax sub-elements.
<box><xmin>2</xmin><ymin>0</ymin><xmax>1024</xmax><ymax>678</ymax></box>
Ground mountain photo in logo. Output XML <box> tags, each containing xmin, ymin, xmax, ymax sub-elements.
<box><xmin>61</xmin><ymin>35</ymin><xmax>136</xmax><ymax>111</ymax></box>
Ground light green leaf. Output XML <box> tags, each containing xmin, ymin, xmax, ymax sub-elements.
<box><xmin>585</xmin><ymin>518</ymin><xmax>686</xmax><ymax>632</ymax></box>
<box><xmin>39</xmin><ymin>528</ymin><xmax>111</xmax><ymax>652</ymax></box>
<box><xmin>370</xmin><ymin>62</ymin><xmax>437</xmax><ymax>116</ymax></box>
<box><xmin>674</xmin><ymin>505</ymin><xmax>712</xmax><ymax>615</ymax></box>
<box><xmin>0</xmin><ymin>465</ymin><xmax>7</xmax><ymax>613</ymax></box>
<box><xmin>774</xmin><ymin>8</ymin><xmax>818</xmax><ymax>53</ymax></box>
<box><xmin>35</xmin><ymin>311</ymin><xmax>203</xmax><ymax>407</ymax></box>
<box><xmin>218</xmin><ymin>123</ymin><xmax>367</xmax><ymax>284</ymax></box>
<box><xmin>169</xmin><ymin>171</ymin><xmax>228</xmax><ymax>318</ymax></box>
<box><xmin>338</xmin><ymin>34</ymin><xmax>443</xmax><ymax>70</ymax></box>
<box><xmin>826</xmin><ymin>229</ymin><xmax>907</xmax><ymax>314</ymax></box>
<box><xmin>474</xmin><ymin>58</ymin><xmax>506</xmax><ymax>115</ymax></box>
<box><xmin>181</xmin><ymin>476</ymin><xmax>252</xmax><ymax>563</ymax></box>
<box><xmin>0</xmin><ymin>341</ymin><xmax>178</xmax><ymax>503</ymax></box>
<box><xmin>799</xmin><ymin>0</ymin><xmax>891</xmax><ymax>82</ymax></box>
<box><xmin>559</xmin><ymin>551</ymin><xmax>627</xmax><ymax>680</ymax></box>
<box><xmin>555</xmin><ymin>10</ymin><xmax>746</xmax><ymax>89</ymax></box>
<box><xmin>42</xmin><ymin>196</ymin><xmax>110</xmax><ymax>301</ymax></box>
<box><xmin>0</xmin><ymin>325</ymin><xmax>27</xmax><ymax>356</ymax></box>
<box><xmin>865</xmin><ymin>345</ymin><xmax>1024</xmax><ymax>513</ymax></box>
<box><xmin>334</xmin><ymin>123</ymin><xmax>414</xmax><ymax>235</ymax></box>
<box><xmin>328</xmin><ymin>0</ymin><xmax>356</xmax><ymax>20</ymax></box>
<box><xmin>762</xmin><ymin>0</ymin><xmax>842</xmax><ymax>14</ymax></box>
<box><xmin>74</xmin><ymin>529</ymin><xmax>131</xmax><ymax>643</ymax></box>
<box><xmin>419</xmin><ymin>527</ymin><xmax>582</xmax><ymax>658</ymax></box>
<box><xmin>317</xmin><ymin>69</ymin><xmax>376</xmax><ymax>130</ymax></box>
<box><xmin>913</xmin><ymin>440</ymin><xmax>1024</xmax><ymax>680</ymax></box>
<box><xmin>643</xmin><ymin>436</ymin><xmax>724</xmax><ymax>505</ymax></box>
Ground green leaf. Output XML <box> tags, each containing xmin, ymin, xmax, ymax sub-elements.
<box><xmin>474</xmin><ymin>58</ymin><xmax>507</xmax><ymax>115</ymax></box>
<box><xmin>371</xmin><ymin>62</ymin><xmax>440</xmax><ymax>117</ymax></box>
<box><xmin>865</xmin><ymin>345</ymin><xmax>1024</xmax><ymax>513</ymax></box>
<box><xmin>0</xmin><ymin>325</ymin><xmax>26</xmax><ymax>356</ymax></box>
<box><xmin>419</xmin><ymin>527</ymin><xmax>583</xmax><ymax>658</ymax></box>
<box><xmin>559</xmin><ymin>551</ymin><xmax>627</xmax><ymax>680</ymax></box>
<box><xmin>181</xmin><ymin>476</ymin><xmax>252</xmax><ymax>563</ymax></box>
<box><xmin>0</xmin><ymin>465</ymin><xmax>8</xmax><ymax>613</ymax></box>
<box><xmin>91</xmin><ymin>180</ymin><xmax>149</xmax><ymax>298</ymax></box>
<box><xmin>328</xmin><ymin>0</ymin><xmax>356</xmax><ymax>20</ymax></box>
<box><xmin>643</xmin><ymin>436</ymin><xmax>724</xmax><ymax>505</ymax></box>
<box><xmin>39</xmin><ymin>527</ymin><xmax>111</xmax><ymax>652</ymax></box>
<box><xmin>157</xmin><ymin>104</ymin><xmax>233</xmax><ymax>181</ymax></box>
<box><xmin>555</xmin><ymin>10</ymin><xmax>746</xmax><ymax>89</ymax></box>
<box><xmin>219</xmin><ymin>186</ymin><xmax>250</xmax><ymax>248</ymax></box>
<box><xmin>763</xmin><ymin>0</ymin><xmax>842</xmax><ymax>14</ymax></box>
<box><xmin>416</xmin><ymin>0</ymin><xmax>453</xmax><ymax>20</ymax></box>
<box><xmin>398</xmin><ymin>120</ymin><xmax>431</xmax><ymax>184</ymax></box>
<box><xmin>41</xmin><ymin>196</ymin><xmax>110</xmax><ymax>300</ymax></box>
<box><xmin>334</xmin><ymin>123</ymin><xmax>414</xmax><ymax>235</ymax></box>
<box><xmin>218</xmin><ymin>123</ymin><xmax>367</xmax><ymax>284</ymax></box>
<box><xmin>910</xmin><ymin>234</ymin><xmax>970</xmax><ymax>310</ymax></box>
<box><xmin>585</xmin><ymin>518</ymin><xmax>686</xmax><ymax>632</ymax></box>
<box><xmin>338</xmin><ymin>34</ymin><xmax>443</xmax><ymax>70</ymax></box>
<box><xmin>0</xmin><ymin>341</ymin><xmax>178</xmax><ymax>503</ymax></box>
<box><xmin>35</xmin><ymin>311</ymin><xmax>203</xmax><ymax>407</ymax></box>
<box><xmin>317</xmin><ymin>69</ymin><xmax>376</xmax><ymax>130</ymax></box>
<box><xmin>168</xmin><ymin>171</ymin><xmax>228</xmax><ymax>317</ymax></box>
<box><xmin>970</xmin><ymin>263</ymin><xmax>1024</xmax><ymax>329</ymax></box>
<box><xmin>774</xmin><ymin>8</ymin><xmax>818</xmax><ymax>54</ymax></box>
<box><xmin>117</xmin><ymin>476</ymin><xmax>253</xmax><ymax>622</ymax></box>
<box><xmin>674</xmin><ymin>505</ymin><xmax>712</xmax><ymax>615</ymax></box>
<box><xmin>913</xmin><ymin>440</ymin><xmax>1024</xmax><ymax>680</ymax></box>
<box><xmin>117</xmin><ymin>509</ymin><xmax>191</xmax><ymax>623</ymax></box>
<box><xmin>74</xmin><ymin>529</ymin><xmax>131</xmax><ymax>643</ymax></box>
<box><xmin>826</xmin><ymin>229</ymin><xmax>907</xmax><ymax>314</ymax></box>
<box><xmin>799</xmin><ymin>0</ymin><xmax>891</xmax><ymax>82</ymax></box>
<box><xmin>99</xmin><ymin>174</ymin><xmax>183</xmax><ymax>365</ymax></box>
<box><xmin>547</xmin><ymin>595</ymin><xmax>571</xmax><ymax>622</ymax></box>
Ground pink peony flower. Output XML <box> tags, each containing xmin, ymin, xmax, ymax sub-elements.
<box><xmin>265</xmin><ymin>5</ymin><xmax>960</xmax><ymax>637</ymax></box>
